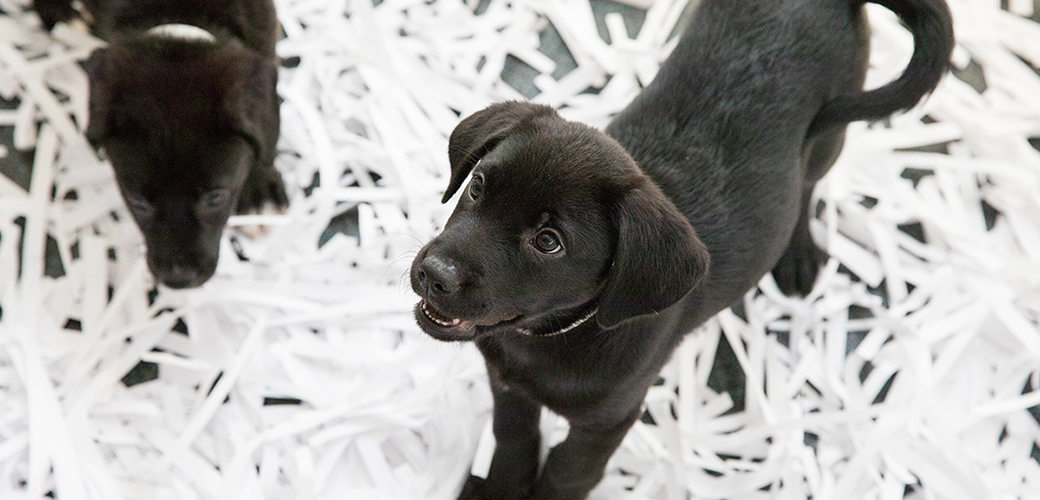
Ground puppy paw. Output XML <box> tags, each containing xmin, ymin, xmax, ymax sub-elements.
<box><xmin>457</xmin><ymin>475</ymin><xmax>486</xmax><ymax>500</ymax></box>
<box><xmin>233</xmin><ymin>169</ymin><xmax>288</xmax><ymax>239</ymax></box>
<box><xmin>771</xmin><ymin>239</ymin><xmax>826</xmax><ymax>297</ymax></box>
<box><xmin>237</xmin><ymin>168</ymin><xmax>288</xmax><ymax>215</ymax></box>
<box><xmin>457</xmin><ymin>475</ymin><xmax>535</xmax><ymax>500</ymax></box>
<box><xmin>234</xmin><ymin>201</ymin><xmax>283</xmax><ymax>239</ymax></box>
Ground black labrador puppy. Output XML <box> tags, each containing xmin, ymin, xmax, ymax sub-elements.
<box><xmin>411</xmin><ymin>0</ymin><xmax>954</xmax><ymax>498</ymax></box>
<box><xmin>33</xmin><ymin>0</ymin><xmax>287</xmax><ymax>288</ymax></box>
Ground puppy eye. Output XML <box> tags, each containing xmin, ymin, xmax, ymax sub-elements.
<box><xmin>201</xmin><ymin>189</ymin><xmax>230</xmax><ymax>208</ymax></box>
<box><xmin>532</xmin><ymin>229</ymin><xmax>563</xmax><ymax>254</ymax></box>
<box><xmin>467</xmin><ymin>174</ymin><xmax>484</xmax><ymax>200</ymax></box>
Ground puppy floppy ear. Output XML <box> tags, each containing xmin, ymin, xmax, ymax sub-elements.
<box><xmin>597</xmin><ymin>181</ymin><xmax>710</xmax><ymax>329</ymax></box>
<box><xmin>83</xmin><ymin>48</ymin><xmax>112</xmax><ymax>145</ymax></box>
<box><xmin>443</xmin><ymin>101</ymin><xmax>557</xmax><ymax>203</ymax></box>
<box><xmin>224</xmin><ymin>50</ymin><xmax>280</xmax><ymax>170</ymax></box>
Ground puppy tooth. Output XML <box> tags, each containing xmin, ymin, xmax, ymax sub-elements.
<box><xmin>421</xmin><ymin>301</ymin><xmax>461</xmax><ymax>327</ymax></box>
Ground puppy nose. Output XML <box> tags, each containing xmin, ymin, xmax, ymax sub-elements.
<box><xmin>157</xmin><ymin>265</ymin><xmax>205</xmax><ymax>289</ymax></box>
<box><xmin>417</xmin><ymin>255</ymin><xmax>461</xmax><ymax>295</ymax></box>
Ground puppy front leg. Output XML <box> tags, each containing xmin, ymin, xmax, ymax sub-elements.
<box><xmin>528</xmin><ymin>408</ymin><xmax>640</xmax><ymax>500</ymax></box>
<box><xmin>468</xmin><ymin>372</ymin><xmax>542</xmax><ymax>500</ymax></box>
<box><xmin>238</xmin><ymin>165</ymin><xmax>289</xmax><ymax>215</ymax></box>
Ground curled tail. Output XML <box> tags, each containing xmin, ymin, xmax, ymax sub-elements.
<box><xmin>809</xmin><ymin>0</ymin><xmax>954</xmax><ymax>135</ymax></box>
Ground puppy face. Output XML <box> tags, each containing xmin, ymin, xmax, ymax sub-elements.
<box><xmin>103</xmin><ymin>133</ymin><xmax>252</xmax><ymax>288</ymax></box>
<box><xmin>85</xmin><ymin>39</ymin><xmax>277</xmax><ymax>288</ymax></box>
<box><xmin>411</xmin><ymin>102</ymin><xmax>710</xmax><ymax>341</ymax></box>
<box><xmin>413</xmin><ymin>128</ymin><xmax>617</xmax><ymax>340</ymax></box>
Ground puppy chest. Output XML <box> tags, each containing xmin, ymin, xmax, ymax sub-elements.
<box><xmin>480</xmin><ymin>339</ymin><xmax>629</xmax><ymax>409</ymax></box>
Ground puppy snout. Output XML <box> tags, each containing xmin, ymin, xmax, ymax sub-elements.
<box><xmin>148</xmin><ymin>251</ymin><xmax>216</xmax><ymax>289</ymax></box>
<box><xmin>155</xmin><ymin>265</ymin><xmax>207</xmax><ymax>289</ymax></box>
<box><xmin>416</xmin><ymin>255</ymin><xmax>462</xmax><ymax>296</ymax></box>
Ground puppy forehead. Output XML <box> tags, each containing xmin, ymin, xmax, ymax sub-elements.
<box><xmin>107</xmin><ymin>133</ymin><xmax>250</xmax><ymax>192</ymax></box>
<box><xmin>482</xmin><ymin>124</ymin><xmax>634</xmax><ymax>197</ymax></box>
<box><xmin>460</xmin><ymin>134</ymin><xmax>633</xmax><ymax>245</ymax></box>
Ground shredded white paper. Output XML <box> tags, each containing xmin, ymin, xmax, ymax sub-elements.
<box><xmin>0</xmin><ymin>0</ymin><xmax>1038</xmax><ymax>499</ymax></box>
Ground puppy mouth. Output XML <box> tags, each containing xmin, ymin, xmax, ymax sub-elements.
<box><xmin>415</xmin><ymin>299</ymin><xmax>522</xmax><ymax>341</ymax></box>
<box><xmin>420</xmin><ymin>299</ymin><xmax>463</xmax><ymax>327</ymax></box>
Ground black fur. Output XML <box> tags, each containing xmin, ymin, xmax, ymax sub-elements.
<box><xmin>411</xmin><ymin>0</ymin><xmax>953</xmax><ymax>499</ymax></box>
<box><xmin>33</xmin><ymin>0</ymin><xmax>287</xmax><ymax>288</ymax></box>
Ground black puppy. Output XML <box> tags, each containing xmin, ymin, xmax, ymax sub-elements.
<box><xmin>33</xmin><ymin>0</ymin><xmax>287</xmax><ymax>288</ymax></box>
<box><xmin>411</xmin><ymin>0</ymin><xmax>953</xmax><ymax>499</ymax></box>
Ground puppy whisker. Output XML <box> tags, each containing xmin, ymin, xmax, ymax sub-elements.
<box><xmin>383</xmin><ymin>232</ymin><xmax>426</xmax><ymax>246</ymax></box>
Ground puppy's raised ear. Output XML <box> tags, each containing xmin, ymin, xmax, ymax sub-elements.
<box><xmin>443</xmin><ymin>101</ymin><xmax>557</xmax><ymax>203</ymax></box>
<box><xmin>597</xmin><ymin>181</ymin><xmax>710</xmax><ymax>329</ymax></box>
<box><xmin>83</xmin><ymin>48</ymin><xmax>112</xmax><ymax>145</ymax></box>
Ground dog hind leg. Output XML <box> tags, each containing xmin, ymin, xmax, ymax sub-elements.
<box><xmin>771</xmin><ymin>127</ymin><xmax>848</xmax><ymax>296</ymax></box>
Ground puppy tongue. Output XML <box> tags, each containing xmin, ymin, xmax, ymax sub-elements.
<box><xmin>476</xmin><ymin>313</ymin><xmax>520</xmax><ymax>326</ymax></box>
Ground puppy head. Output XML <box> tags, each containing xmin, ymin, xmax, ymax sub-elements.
<box><xmin>84</xmin><ymin>39</ymin><xmax>278</xmax><ymax>288</ymax></box>
<box><xmin>411</xmin><ymin>102</ymin><xmax>710</xmax><ymax>341</ymax></box>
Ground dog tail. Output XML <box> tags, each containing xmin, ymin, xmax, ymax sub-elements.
<box><xmin>808</xmin><ymin>0</ymin><xmax>954</xmax><ymax>135</ymax></box>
